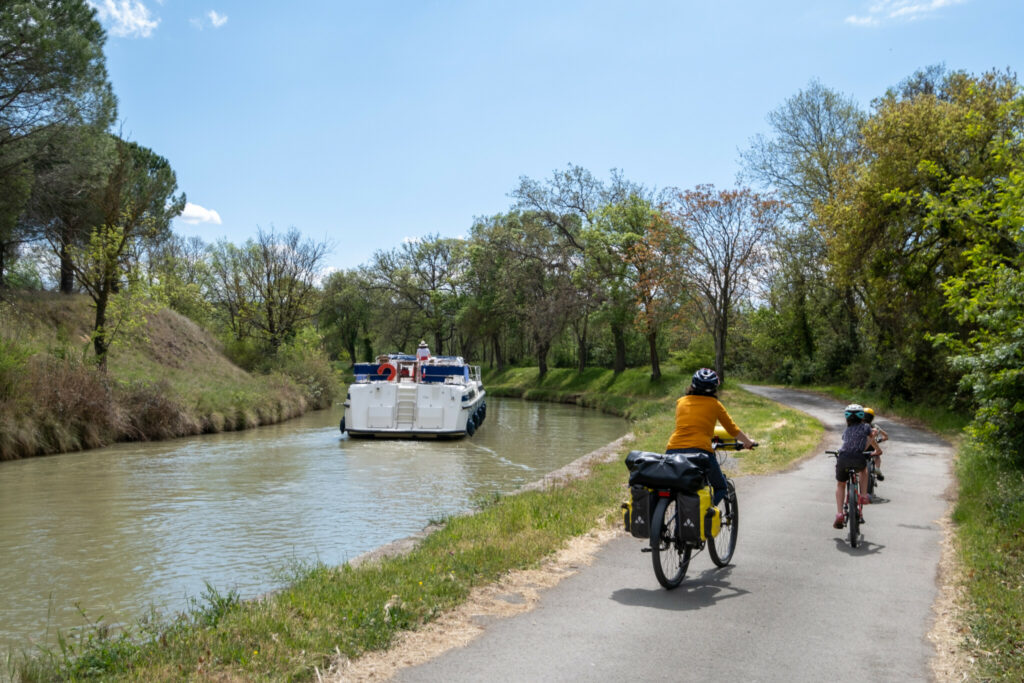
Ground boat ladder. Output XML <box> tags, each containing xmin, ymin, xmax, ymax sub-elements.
<box><xmin>396</xmin><ymin>384</ymin><xmax>417</xmax><ymax>427</ymax></box>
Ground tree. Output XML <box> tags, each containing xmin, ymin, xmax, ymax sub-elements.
<box><xmin>320</xmin><ymin>268</ymin><xmax>374</xmax><ymax>365</ymax></box>
<box><xmin>243</xmin><ymin>226</ymin><xmax>329</xmax><ymax>352</ymax></box>
<box><xmin>824</xmin><ymin>68</ymin><xmax>1020</xmax><ymax>398</ymax></box>
<box><xmin>0</xmin><ymin>0</ymin><xmax>113</xmax><ymax>148</ymax></box>
<box><xmin>366</xmin><ymin>234</ymin><xmax>465</xmax><ymax>355</ymax></box>
<box><xmin>587</xmin><ymin>192</ymin><xmax>682</xmax><ymax>380</ymax></box>
<box><xmin>0</xmin><ymin>0</ymin><xmax>116</xmax><ymax>286</ymax></box>
<box><xmin>64</xmin><ymin>138</ymin><xmax>185</xmax><ymax>366</ymax></box>
<box><xmin>145</xmin><ymin>234</ymin><xmax>214</xmax><ymax>325</ymax></box>
<box><xmin>929</xmin><ymin>96</ymin><xmax>1024</xmax><ymax>459</ymax></box>
<box><xmin>22</xmin><ymin>123</ymin><xmax>116</xmax><ymax>292</ymax></box>
<box><xmin>739</xmin><ymin>80</ymin><xmax>864</xmax><ymax>371</ymax></box>
<box><xmin>207</xmin><ymin>239</ymin><xmax>256</xmax><ymax>342</ymax></box>
<box><xmin>668</xmin><ymin>185</ymin><xmax>784</xmax><ymax>381</ymax></box>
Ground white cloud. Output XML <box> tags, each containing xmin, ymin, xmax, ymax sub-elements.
<box><xmin>208</xmin><ymin>10</ymin><xmax>228</xmax><ymax>28</ymax></box>
<box><xmin>191</xmin><ymin>9</ymin><xmax>229</xmax><ymax>30</ymax></box>
<box><xmin>845</xmin><ymin>0</ymin><xmax>967</xmax><ymax>26</ymax></box>
<box><xmin>180</xmin><ymin>203</ymin><xmax>223</xmax><ymax>225</ymax></box>
<box><xmin>87</xmin><ymin>0</ymin><xmax>159</xmax><ymax>38</ymax></box>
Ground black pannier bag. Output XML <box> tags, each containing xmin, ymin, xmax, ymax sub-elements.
<box><xmin>677</xmin><ymin>492</ymin><xmax>702</xmax><ymax>543</ymax></box>
<box><xmin>624</xmin><ymin>450</ymin><xmax>705</xmax><ymax>493</ymax></box>
<box><xmin>621</xmin><ymin>485</ymin><xmax>653</xmax><ymax>539</ymax></box>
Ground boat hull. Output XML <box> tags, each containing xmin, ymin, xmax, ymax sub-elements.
<box><xmin>341</xmin><ymin>375</ymin><xmax>486</xmax><ymax>439</ymax></box>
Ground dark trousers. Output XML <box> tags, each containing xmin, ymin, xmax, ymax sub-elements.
<box><xmin>666</xmin><ymin>448</ymin><xmax>728</xmax><ymax>504</ymax></box>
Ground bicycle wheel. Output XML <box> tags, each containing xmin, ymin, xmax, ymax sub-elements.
<box><xmin>866</xmin><ymin>461</ymin><xmax>876</xmax><ymax>497</ymax></box>
<box><xmin>847</xmin><ymin>476</ymin><xmax>860</xmax><ymax>548</ymax></box>
<box><xmin>651</xmin><ymin>495</ymin><xmax>691</xmax><ymax>589</ymax></box>
<box><xmin>708</xmin><ymin>480</ymin><xmax>738</xmax><ymax>567</ymax></box>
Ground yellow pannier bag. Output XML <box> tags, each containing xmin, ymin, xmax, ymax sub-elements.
<box><xmin>698</xmin><ymin>485</ymin><xmax>721</xmax><ymax>540</ymax></box>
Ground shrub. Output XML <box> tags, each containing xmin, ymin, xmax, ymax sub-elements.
<box><xmin>118</xmin><ymin>380</ymin><xmax>200</xmax><ymax>440</ymax></box>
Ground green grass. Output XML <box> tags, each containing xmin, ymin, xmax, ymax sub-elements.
<box><xmin>8</xmin><ymin>373</ymin><xmax>823</xmax><ymax>681</ymax></box>
<box><xmin>951</xmin><ymin>441</ymin><xmax>1024</xmax><ymax>680</ymax></box>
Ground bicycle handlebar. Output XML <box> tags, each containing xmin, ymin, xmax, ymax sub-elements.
<box><xmin>714</xmin><ymin>441</ymin><xmax>758</xmax><ymax>451</ymax></box>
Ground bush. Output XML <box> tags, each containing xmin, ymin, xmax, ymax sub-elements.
<box><xmin>118</xmin><ymin>379</ymin><xmax>200</xmax><ymax>440</ymax></box>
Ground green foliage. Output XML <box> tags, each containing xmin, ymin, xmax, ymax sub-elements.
<box><xmin>274</xmin><ymin>327</ymin><xmax>340</xmax><ymax>409</ymax></box>
<box><xmin>952</xmin><ymin>439</ymin><xmax>1024</xmax><ymax>680</ymax></box>
<box><xmin>929</xmin><ymin>96</ymin><xmax>1024</xmax><ymax>458</ymax></box>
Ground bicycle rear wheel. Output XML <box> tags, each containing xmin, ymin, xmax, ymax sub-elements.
<box><xmin>708</xmin><ymin>480</ymin><xmax>738</xmax><ymax>567</ymax></box>
<box><xmin>651</xmin><ymin>495</ymin><xmax>691</xmax><ymax>589</ymax></box>
<box><xmin>847</xmin><ymin>476</ymin><xmax>860</xmax><ymax>548</ymax></box>
<box><xmin>867</xmin><ymin>461</ymin><xmax>876</xmax><ymax>497</ymax></box>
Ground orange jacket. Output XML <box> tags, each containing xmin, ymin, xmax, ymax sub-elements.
<box><xmin>665</xmin><ymin>394</ymin><xmax>740</xmax><ymax>452</ymax></box>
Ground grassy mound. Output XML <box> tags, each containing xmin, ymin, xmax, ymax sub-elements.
<box><xmin>0</xmin><ymin>293</ymin><xmax>337</xmax><ymax>460</ymax></box>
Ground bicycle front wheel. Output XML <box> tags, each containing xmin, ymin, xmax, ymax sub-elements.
<box><xmin>847</xmin><ymin>477</ymin><xmax>860</xmax><ymax>548</ymax></box>
<box><xmin>651</xmin><ymin>495</ymin><xmax>691</xmax><ymax>589</ymax></box>
<box><xmin>708</xmin><ymin>480</ymin><xmax>738</xmax><ymax>567</ymax></box>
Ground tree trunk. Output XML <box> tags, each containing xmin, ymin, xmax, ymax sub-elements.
<box><xmin>491</xmin><ymin>334</ymin><xmax>505</xmax><ymax>372</ymax></box>
<box><xmin>60</xmin><ymin>241</ymin><xmax>75</xmax><ymax>293</ymax></box>
<box><xmin>648</xmin><ymin>330</ymin><xmax>661</xmax><ymax>381</ymax></box>
<box><xmin>536</xmin><ymin>339</ymin><xmax>550</xmax><ymax>378</ymax></box>
<box><xmin>611</xmin><ymin>323</ymin><xmax>626</xmax><ymax>374</ymax></box>
<box><xmin>714</xmin><ymin>314</ymin><xmax>727</xmax><ymax>384</ymax></box>
<box><xmin>575</xmin><ymin>314</ymin><xmax>589</xmax><ymax>373</ymax></box>
<box><xmin>93</xmin><ymin>289</ymin><xmax>109</xmax><ymax>370</ymax></box>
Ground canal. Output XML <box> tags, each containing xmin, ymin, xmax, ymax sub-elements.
<box><xmin>0</xmin><ymin>397</ymin><xmax>627</xmax><ymax>653</ymax></box>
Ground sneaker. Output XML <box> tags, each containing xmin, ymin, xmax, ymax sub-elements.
<box><xmin>859</xmin><ymin>494</ymin><xmax>871</xmax><ymax>505</ymax></box>
<box><xmin>833</xmin><ymin>513</ymin><xmax>845</xmax><ymax>529</ymax></box>
<box><xmin>876</xmin><ymin>471</ymin><xmax>885</xmax><ymax>481</ymax></box>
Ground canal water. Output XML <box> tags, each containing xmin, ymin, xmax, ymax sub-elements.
<box><xmin>0</xmin><ymin>397</ymin><xmax>626</xmax><ymax>653</ymax></box>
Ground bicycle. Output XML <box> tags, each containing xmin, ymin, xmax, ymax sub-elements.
<box><xmin>864</xmin><ymin>448</ymin><xmax>879</xmax><ymax>499</ymax></box>
<box><xmin>626</xmin><ymin>440</ymin><xmax>752</xmax><ymax>589</ymax></box>
<box><xmin>827</xmin><ymin>451</ymin><xmax>865</xmax><ymax>547</ymax></box>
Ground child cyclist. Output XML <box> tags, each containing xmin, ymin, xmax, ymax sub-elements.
<box><xmin>833</xmin><ymin>404</ymin><xmax>883</xmax><ymax>529</ymax></box>
<box><xmin>665</xmin><ymin>368</ymin><xmax>756</xmax><ymax>504</ymax></box>
<box><xmin>863</xmin><ymin>407</ymin><xmax>889</xmax><ymax>481</ymax></box>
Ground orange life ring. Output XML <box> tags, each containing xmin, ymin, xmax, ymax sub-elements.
<box><xmin>377</xmin><ymin>362</ymin><xmax>397</xmax><ymax>381</ymax></box>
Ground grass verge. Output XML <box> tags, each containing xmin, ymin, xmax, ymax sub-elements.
<box><xmin>951</xmin><ymin>441</ymin><xmax>1024</xmax><ymax>680</ymax></box>
<box><xmin>8</xmin><ymin>374</ymin><xmax>822</xmax><ymax>681</ymax></box>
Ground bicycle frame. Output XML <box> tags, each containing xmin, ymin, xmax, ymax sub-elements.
<box><xmin>828</xmin><ymin>451</ymin><xmax>864</xmax><ymax>548</ymax></box>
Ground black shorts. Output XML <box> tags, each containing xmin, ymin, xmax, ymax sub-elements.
<box><xmin>835</xmin><ymin>453</ymin><xmax>868</xmax><ymax>482</ymax></box>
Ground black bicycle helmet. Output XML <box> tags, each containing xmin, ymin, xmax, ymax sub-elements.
<box><xmin>691</xmin><ymin>367</ymin><xmax>720</xmax><ymax>394</ymax></box>
<box><xmin>844</xmin><ymin>403</ymin><xmax>866</xmax><ymax>420</ymax></box>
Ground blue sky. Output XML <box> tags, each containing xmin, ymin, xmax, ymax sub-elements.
<box><xmin>88</xmin><ymin>0</ymin><xmax>1023</xmax><ymax>273</ymax></box>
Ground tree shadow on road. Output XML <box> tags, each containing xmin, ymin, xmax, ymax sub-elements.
<box><xmin>609</xmin><ymin>565</ymin><xmax>751</xmax><ymax>611</ymax></box>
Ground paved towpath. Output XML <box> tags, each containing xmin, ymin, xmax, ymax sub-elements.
<box><xmin>383</xmin><ymin>386</ymin><xmax>955</xmax><ymax>682</ymax></box>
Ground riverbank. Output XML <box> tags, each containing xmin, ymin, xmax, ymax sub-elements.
<box><xmin>0</xmin><ymin>293</ymin><xmax>337</xmax><ymax>460</ymax></box>
<box><xmin>7</xmin><ymin>374</ymin><xmax>821</xmax><ymax>681</ymax></box>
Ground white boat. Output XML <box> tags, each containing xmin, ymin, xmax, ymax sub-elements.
<box><xmin>340</xmin><ymin>353</ymin><xmax>486</xmax><ymax>438</ymax></box>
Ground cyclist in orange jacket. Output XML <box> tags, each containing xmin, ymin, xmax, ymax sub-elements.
<box><xmin>665</xmin><ymin>368</ymin><xmax>755</xmax><ymax>504</ymax></box>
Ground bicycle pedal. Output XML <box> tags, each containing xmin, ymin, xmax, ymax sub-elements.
<box><xmin>641</xmin><ymin>547</ymin><xmax>653</xmax><ymax>553</ymax></box>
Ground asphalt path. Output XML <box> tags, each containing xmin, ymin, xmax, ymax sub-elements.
<box><xmin>392</xmin><ymin>386</ymin><xmax>955</xmax><ymax>682</ymax></box>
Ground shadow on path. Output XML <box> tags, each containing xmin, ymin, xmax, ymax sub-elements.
<box><xmin>610</xmin><ymin>565</ymin><xmax>751</xmax><ymax>611</ymax></box>
<box><xmin>832</xmin><ymin>537</ymin><xmax>886</xmax><ymax>556</ymax></box>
